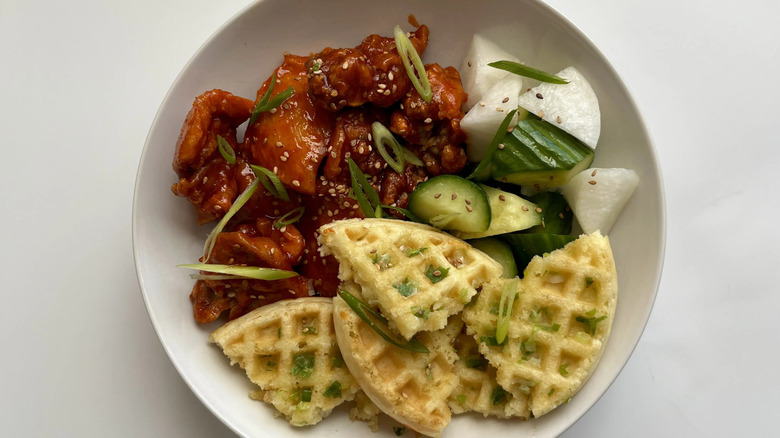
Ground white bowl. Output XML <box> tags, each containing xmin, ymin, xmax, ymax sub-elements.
<box><xmin>133</xmin><ymin>0</ymin><xmax>665</xmax><ymax>436</ymax></box>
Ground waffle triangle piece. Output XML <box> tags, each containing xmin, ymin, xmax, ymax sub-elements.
<box><xmin>209</xmin><ymin>297</ymin><xmax>360</xmax><ymax>426</ymax></box>
<box><xmin>319</xmin><ymin>218</ymin><xmax>502</xmax><ymax>340</ymax></box>
<box><xmin>462</xmin><ymin>231</ymin><xmax>617</xmax><ymax>417</ymax></box>
<box><xmin>333</xmin><ymin>282</ymin><xmax>461</xmax><ymax>437</ymax></box>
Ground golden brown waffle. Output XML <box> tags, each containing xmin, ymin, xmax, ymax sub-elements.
<box><xmin>319</xmin><ymin>218</ymin><xmax>502</xmax><ymax>340</ymax></box>
<box><xmin>209</xmin><ymin>297</ymin><xmax>360</xmax><ymax>426</ymax></box>
<box><xmin>449</xmin><ymin>328</ymin><xmax>530</xmax><ymax>418</ymax></box>
<box><xmin>462</xmin><ymin>232</ymin><xmax>617</xmax><ymax>417</ymax></box>
<box><xmin>332</xmin><ymin>282</ymin><xmax>461</xmax><ymax>437</ymax></box>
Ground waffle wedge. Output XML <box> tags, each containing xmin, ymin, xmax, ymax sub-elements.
<box><xmin>333</xmin><ymin>282</ymin><xmax>461</xmax><ymax>437</ymax></box>
<box><xmin>449</xmin><ymin>329</ymin><xmax>529</xmax><ymax>418</ymax></box>
<box><xmin>209</xmin><ymin>297</ymin><xmax>360</xmax><ymax>426</ymax></box>
<box><xmin>462</xmin><ymin>231</ymin><xmax>617</xmax><ymax>417</ymax></box>
<box><xmin>319</xmin><ymin>218</ymin><xmax>502</xmax><ymax>340</ymax></box>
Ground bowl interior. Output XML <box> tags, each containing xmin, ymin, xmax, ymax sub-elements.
<box><xmin>133</xmin><ymin>0</ymin><xmax>665</xmax><ymax>436</ymax></box>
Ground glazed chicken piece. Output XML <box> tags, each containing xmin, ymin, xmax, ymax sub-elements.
<box><xmin>390</xmin><ymin>63</ymin><xmax>469</xmax><ymax>175</ymax></box>
<box><xmin>306</xmin><ymin>25</ymin><xmax>429</xmax><ymax>111</ymax></box>
<box><xmin>171</xmin><ymin>89</ymin><xmax>255</xmax><ymax>224</ymax></box>
<box><xmin>244</xmin><ymin>54</ymin><xmax>335</xmax><ymax>195</ymax></box>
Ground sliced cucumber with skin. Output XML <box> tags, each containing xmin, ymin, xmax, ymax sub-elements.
<box><xmin>500</xmin><ymin>233</ymin><xmax>576</xmax><ymax>274</ymax></box>
<box><xmin>455</xmin><ymin>185</ymin><xmax>541</xmax><ymax>240</ymax></box>
<box><xmin>524</xmin><ymin>191</ymin><xmax>573</xmax><ymax>235</ymax></box>
<box><xmin>407</xmin><ymin>175</ymin><xmax>491</xmax><ymax>233</ymax></box>
<box><xmin>490</xmin><ymin>117</ymin><xmax>595</xmax><ymax>188</ymax></box>
<box><xmin>469</xmin><ymin>237</ymin><xmax>518</xmax><ymax>278</ymax></box>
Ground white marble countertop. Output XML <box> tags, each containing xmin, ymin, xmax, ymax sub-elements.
<box><xmin>2</xmin><ymin>0</ymin><xmax>777</xmax><ymax>436</ymax></box>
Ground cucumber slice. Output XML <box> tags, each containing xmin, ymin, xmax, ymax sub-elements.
<box><xmin>500</xmin><ymin>233</ymin><xmax>576</xmax><ymax>274</ymax></box>
<box><xmin>469</xmin><ymin>237</ymin><xmax>518</xmax><ymax>278</ymax></box>
<box><xmin>455</xmin><ymin>185</ymin><xmax>541</xmax><ymax>239</ymax></box>
<box><xmin>490</xmin><ymin>117</ymin><xmax>595</xmax><ymax>188</ymax></box>
<box><xmin>525</xmin><ymin>191</ymin><xmax>573</xmax><ymax>235</ymax></box>
<box><xmin>407</xmin><ymin>175</ymin><xmax>491</xmax><ymax>233</ymax></box>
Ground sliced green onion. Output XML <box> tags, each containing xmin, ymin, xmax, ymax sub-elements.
<box><xmin>495</xmin><ymin>278</ymin><xmax>519</xmax><ymax>344</ymax></box>
<box><xmin>216</xmin><ymin>135</ymin><xmax>236</xmax><ymax>165</ymax></box>
<box><xmin>467</xmin><ymin>109</ymin><xmax>517</xmax><ymax>181</ymax></box>
<box><xmin>463</xmin><ymin>354</ymin><xmax>488</xmax><ymax>370</ymax></box>
<box><xmin>202</xmin><ymin>177</ymin><xmax>260</xmax><ymax>261</ymax></box>
<box><xmin>249</xmin><ymin>73</ymin><xmax>295</xmax><ymax>124</ymax></box>
<box><xmin>559</xmin><ymin>363</ymin><xmax>569</xmax><ymax>376</ymax></box>
<box><xmin>300</xmin><ymin>387</ymin><xmax>313</xmax><ymax>402</ymax></box>
<box><xmin>425</xmin><ymin>264</ymin><xmax>449</xmax><ymax>284</ymax></box>
<box><xmin>380</xmin><ymin>205</ymin><xmax>424</xmax><ymax>223</ymax></box>
<box><xmin>372</xmin><ymin>121</ymin><xmax>405</xmax><ymax>173</ymax></box>
<box><xmin>323</xmin><ymin>381</ymin><xmax>342</xmax><ymax>398</ymax></box>
<box><xmin>291</xmin><ymin>352</ymin><xmax>315</xmax><ymax>378</ymax></box>
<box><xmin>250</xmin><ymin>164</ymin><xmax>290</xmax><ymax>202</ymax></box>
<box><xmin>491</xmin><ymin>387</ymin><xmax>509</xmax><ymax>405</ymax></box>
<box><xmin>400</xmin><ymin>145</ymin><xmax>424</xmax><ymax>166</ymax></box>
<box><xmin>338</xmin><ymin>289</ymin><xmax>429</xmax><ymax>353</ymax></box>
<box><xmin>188</xmin><ymin>274</ymin><xmax>247</xmax><ymax>281</ymax></box>
<box><xmin>393</xmin><ymin>25</ymin><xmax>432</xmax><ymax>102</ymax></box>
<box><xmin>487</xmin><ymin>60</ymin><xmax>570</xmax><ymax>84</ymax></box>
<box><xmin>348</xmin><ymin>158</ymin><xmax>382</xmax><ymax>218</ymax></box>
<box><xmin>575</xmin><ymin>309</ymin><xmax>607</xmax><ymax>335</ymax></box>
<box><xmin>177</xmin><ymin>263</ymin><xmax>298</xmax><ymax>280</ymax></box>
<box><xmin>275</xmin><ymin>206</ymin><xmax>305</xmax><ymax>229</ymax></box>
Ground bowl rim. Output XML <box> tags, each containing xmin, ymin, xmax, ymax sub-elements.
<box><xmin>132</xmin><ymin>0</ymin><xmax>667</xmax><ymax>436</ymax></box>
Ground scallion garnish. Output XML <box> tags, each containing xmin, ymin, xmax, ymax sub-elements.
<box><xmin>393</xmin><ymin>277</ymin><xmax>418</xmax><ymax>297</ymax></box>
<box><xmin>559</xmin><ymin>363</ymin><xmax>569</xmax><ymax>376</ymax></box>
<box><xmin>404</xmin><ymin>247</ymin><xmax>427</xmax><ymax>258</ymax></box>
<box><xmin>177</xmin><ymin>263</ymin><xmax>298</xmax><ymax>280</ymax></box>
<box><xmin>338</xmin><ymin>289</ymin><xmax>429</xmax><ymax>353</ymax></box>
<box><xmin>575</xmin><ymin>309</ymin><xmax>607</xmax><ymax>335</ymax></box>
<box><xmin>463</xmin><ymin>354</ymin><xmax>488</xmax><ymax>371</ymax></box>
<box><xmin>372</xmin><ymin>121</ymin><xmax>405</xmax><ymax>173</ymax></box>
<box><xmin>491</xmin><ymin>387</ymin><xmax>509</xmax><ymax>405</ymax></box>
<box><xmin>323</xmin><ymin>380</ymin><xmax>342</xmax><ymax>398</ymax></box>
<box><xmin>380</xmin><ymin>205</ymin><xmax>424</xmax><ymax>223</ymax></box>
<box><xmin>274</xmin><ymin>206</ymin><xmax>305</xmax><ymax>229</ymax></box>
<box><xmin>393</xmin><ymin>25</ymin><xmax>432</xmax><ymax>102</ymax></box>
<box><xmin>400</xmin><ymin>144</ymin><xmax>424</xmax><ymax>166</ymax></box>
<box><xmin>216</xmin><ymin>135</ymin><xmax>237</xmax><ymax>165</ymax></box>
<box><xmin>348</xmin><ymin>158</ymin><xmax>382</xmax><ymax>218</ymax></box>
<box><xmin>467</xmin><ymin>109</ymin><xmax>517</xmax><ymax>181</ymax></box>
<box><xmin>424</xmin><ymin>264</ymin><xmax>449</xmax><ymax>284</ymax></box>
<box><xmin>250</xmin><ymin>164</ymin><xmax>290</xmax><ymax>202</ymax></box>
<box><xmin>249</xmin><ymin>73</ymin><xmax>295</xmax><ymax>124</ymax></box>
<box><xmin>202</xmin><ymin>177</ymin><xmax>260</xmax><ymax>261</ymax></box>
<box><xmin>291</xmin><ymin>352</ymin><xmax>315</xmax><ymax>378</ymax></box>
<box><xmin>495</xmin><ymin>278</ymin><xmax>519</xmax><ymax>344</ymax></box>
<box><xmin>487</xmin><ymin>60</ymin><xmax>570</xmax><ymax>84</ymax></box>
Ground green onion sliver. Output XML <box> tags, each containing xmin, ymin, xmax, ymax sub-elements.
<box><xmin>338</xmin><ymin>289</ymin><xmax>429</xmax><ymax>353</ymax></box>
<box><xmin>496</xmin><ymin>278</ymin><xmax>519</xmax><ymax>344</ymax></box>
<box><xmin>400</xmin><ymin>144</ymin><xmax>424</xmax><ymax>166</ymax></box>
<box><xmin>372</xmin><ymin>121</ymin><xmax>405</xmax><ymax>173</ymax></box>
<box><xmin>380</xmin><ymin>205</ymin><xmax>424</xmax><ymax>223</ymax></box>
<box><xmin>202</xmin><ymin>177</ymin><xmax>260</xmax><ymax>261</ymax></box>
<box><xmin>487</xmin><ymin>60</ymin><xmax>570</xmax><ymax>84</ymax></box>
<box><xmin>250</xmin><ymin>164</ymin><xmax>290</xmax><ymax>202</ymax></box>
<box><xmin>216</xmin><ymin>135</ymin><xmax>236</xmax><ymax>165</ymax></box>
<box><xmin>189</xmin><ymin>274</ymin><xmax>247</xmax><ymax>280</ymax></box>
<box><xmin>393</xmin><ymin>25</ymin><xmax>432</xmax><ymax>102</ymax></box>
<box><xmin>348</xmin><ymin>158</ymin><xmax>382</xmax><ymax>218</ymax></box>
<box><xmin>249</xmin><ymin>73</ymin><xmax>295</xmax><ymax>124</ymax></box>
<box><xmin>275</xmin><ymin>206</ymin><xmax>305</xmax><ymax>229</ymax></box>
<box><xmin>467</xmin><ymin>109</ymin><xmax>516</xmax><ymax>181</ymax></box>
<box><xmin>177</xmin><ymin>263</ymin><xmax>298</xmax><ymax>280</ymax></box>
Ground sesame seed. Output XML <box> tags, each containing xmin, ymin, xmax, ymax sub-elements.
<box><xmin>263</xmin><ymin>138</ymin><xmax>268</xmax><ymax>145</ymax></box>
<box><xmin>591</xmin><ymin>169</ymin><xmax>598</xmax><ymax>177</ymax></box>
<box><xmin>342</xmin><ymin>61</ymin><xmax>349</xmax><ymax>69</ymax></box>
<box><xmin>227</xmin><ymin>292</ymin><xmax>236</xmax><ymax>298</ymax></box>
<box><xmin>588</xmin><ymin>180</ymin><xmax>597</xmax><ymax>185</ymax></box>
<box><xmin>399</xmin><ymin>245</ymin><xmax>406</xmax><ymax>251</ymax></box>
<box><xmin>451</xmin><ymin>193</ymin><xmax>458</xmax><ymax>200</ymax></box>
<box><xmin>280</xmin><ymin>156</ymin><xmax>287</xmax><ymax>162</ymax></box>
<box><xmin>502</xmin><ymin>97</ymin><xmax>510</xmax><ymax>103</ymax></box>
<box><xmin>331</xmin><ymin>89</ymin><xmax>338</xmax><ymax>97</ymax></box>
<box><xmin>269</xmin><ymin>108</ymin><xmax>277</xmax><ymax>114</ymax></box>
<box><xmin>559</xmin><ymin>213</ymin><xmax>565</xmax><ymax>219</ymax></box>
<box><xmin>499</xmin><ymin>195</ymin><xmax>506</xmax><ymax>202</ymax></box>
<box><xmin>214</xmin><ymin>205</ymin><xmax>222</xmax><ymax>211</ymax></box>
<box><xmin>433</xmin><ymin>270</ymin><xmax>441</xmax><ymax>277</ymax></box>
<box><xmin>388</xmin><ymin>72</ymin><xmax>394</xmax><ymax>80</ymax></box>
<box><xmin>370</xmin><ymin>248</ymin><xmax>377</xmax><ymax>254</ymax></box>
<box><xmin>496</xmin><ymin>107</ymin><xmax>504</xmax><ymax>112</ymax></box>
<box><xmin>536</xmin><ymin>93</ymin><xmax>543</xmax><ymax>99</ymax></box>
<box><xmin>434</xmin><ymin>193</ymin><xmax>441</xmax><ymax>199</ymax></box>
<box><xmin>507</xmin><ymin>126</ymin><xmax>515</xmax><ymax>133</ymax></box>
<box><xmin>479</xmin><ymin>101</ymin><xmax>486</xmax><ymax>107</ymax></box>
<box><xmin>383</xmin><ymin>89</ymin><xmax>391</xmax><ymax>95</ymax></box>
<box><xmin>424</xmin><ymin>118</ymin><xmax>432</xmax><ymax>123</ymax></box>
<box><xmin>270</xmin><ymin>248</ymin><xmax>275</xmax><ymax>255</ymax></box>
<box><xmin>535</xmin><ymin>207</ymin><xmax>543</xmax><ymax>213</ymax></box>
<box><xmin>378</xmin><ymin>83</ymin><xmax>386</xmax><ymax>89</ymax></box>
<box><xmin>375</xmin><ymin>162</ymin><xmax>381</xmax><ymax>169</ymax></box>
<box><xmin>556</xmin><ymin>116</ymin><xmax>563</xmax><ymax>124</ymax></box>
<box><xmin>538</xmin><ymin>110</ymin><xmax>544</xmax><ymax>118</ymax></box>
<box><xmin>292</xmin><ymin>180</ymin><xmax>300</xmax><ymax>187</ymax></box>
<box><xmin>468</xmin><ymin>61</ymin><xmax>472</xmax><ymax>67</ymax></box>
<box><xmin>466</xmin><ymin>205</ymin><xmax>473</xmax><ymax>212</ymax></box>
<box><xmin>202</xmin><ymin>176</ymin><xmax>208</xmax><ymax>184</ymax></box>
<box><xmin>276</xmin><ymin>141</ymin><xmax>283</xmax><ymax>147</ymax></box>
<box><xmin>498</xmin><ymin>143</ymin><xmax>505</xmax><ymax>150</ymax></box>
<box><xmin>273</xmin><ymin>166</ymin><xmax>278</xmax><ymax>174</ymax></box>
<box><xmin>331</xmin><ymin>151</ymin><xmax>337</xmax><ymax>158</ymax></box>
<box><xmin>280</xmin><ymin>226</ymin><xmax>287</xmax><ymax>232</ymax></box>
<box><xmin>465</xmin><ymin>199</ymin><xmax>471</xmax><ymax>205</ymax></box>
<box><xmin>522</xmin><ymin>205</ymin><xmax>529</xmax><ymax>211</ymax></box>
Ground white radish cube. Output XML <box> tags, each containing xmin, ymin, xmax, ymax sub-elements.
<box><xmin>460</xmin><ymin>35</ymin><xmax>521</xmax><ymax>110</ymax></box>
<box><xmin>461</xmin><ymin>75</ymin><xmax>524</xmax><ymax>161</ymax></box>
<box><xmin>561</xmin><ymin>168</ymin><xmax>639</xmax><ymax>234</ymax></box>
<box><xmin>517</xmin><ymin>66</ymin><xmax>601</xmax><ymax>149</ymax></box>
